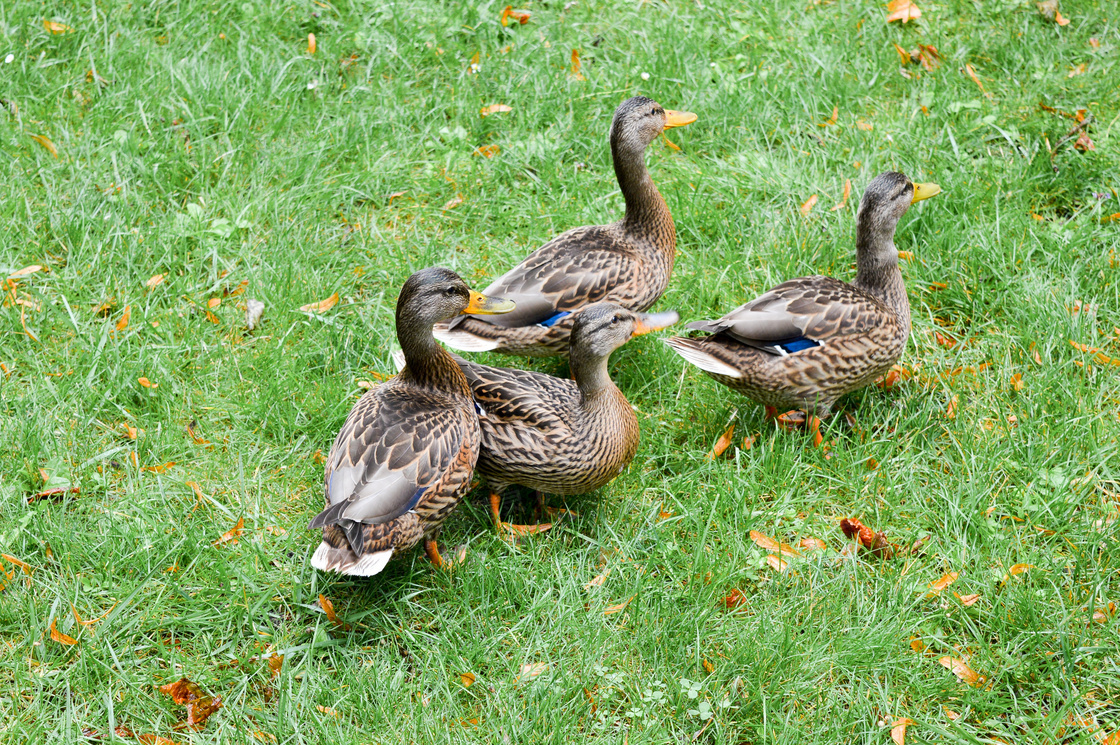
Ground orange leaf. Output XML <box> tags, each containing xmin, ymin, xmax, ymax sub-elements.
<box><xmin>142</xmin><ymin>461</ymin><xmax>175</xmax><ymax>474</ymax></box>
<box><xmin>116</xmin><ymin>305</ymin><xmax>131</xmax><ymax>332</ymax></box>
<box><xmin>706</xmin><ymin>423</ymin><xmax>736</xmax><ymax>459</ymax></box>
<box><xmin>480</xmin><ymin>103</ymin><xmax>513</xmax><ymax>117</ymax></box>
<box><xmin>963</xmin><ymin>63</ymin><xmax>988</xmax><ymax>97</ymax></box>
<box><xmin>461</xmin><ymin>672</ymin><xmax>476</xmax><ymax>687</ymax></box>
<box><xmin>318</xmin><ymin>594</ymin><xmax>350</xmax><ymax>629</ymax></box>
<box><xmin>268</xmin><ymin>654</ymin><xmax>284</xmax><ymax>679</ymax></box>
<box><xmin>954</xmin><ymin>592</ymin><xmax>981</xmax><ymax>606</ymax></box>
<box><xmin>749</xmin><ymin>530</ymin><xmax>802</xmax><ymax>557</ymax></box>
<box><xmin>1</xmin><ymin>553</ymin><xmax>32</xmax><ymax>574</ymax></box>
<box><xmin>43</xmin><ymin>20</ymin><xmax>74</xmax><ymax>34</ymax></box>
<box><xmin>722</xmin><ymin>588</ymin><xmax>747</xmax><ymax>609</ymax></box>
<box><xmin>1009</xmin><ymin>373</ymin><xmax>1024</xmax><ymax>391</ymax></box>
<box><xmin>9</xmin><ymin>265</ymin><xmax>44</xmax><ymax>278</ymax></box>
<box><xmin>897</xmin><ymin>250</ymin><xmax>914</xmax><ymax>261</ymax></box>
<box><xmin>866</xmin><ymin>457</ymin><xmax>879</xmax><ymax>470</ymax></box>
<box><xmin>818</xmin><ymin>106</ymin><xmax>838</xmax><ymax>127</ymax></box>
<box><xmin>702</xmin><ymin>658</ymin><xmax>715</xmax><ymax>674</ymax></box>
<box><xmin>499</xmin><ymin>6</ymin><xmax>530</xmax><ymax>25</ymax></box>
<box><xmin>138</xmin><ymin>736</ymin><xmax>184</xmax><ymax>745</ymax></box>
<box><xmin>909</xmin><ymin>636</ymin><xmax>926</xmax><ymax>653</ymax></box>
<box><xmin>1009</xmin><ymin>562</ymin><xmax>1033</xmax><ymax>575</ymax></box>
<box><xmin>205</xmin><ymin>310</ymin><xmax>220</xmax><ymax>324</ymax></box>
<box><xmin>1055</xmin><ymin>10</ymin><xmax>1069</xmax><ymax>25</ymax></box>
<box><xmin>830</xmin><ymin>179</ymin><xmax>851</xmax><ymax>211</ymax></box>
<box><xmin>212</xmin><ymin>516</ymin><xmax>244</xmax><ymax>546</ymax></box>
<box><xmin>157</xmin><ymin>677</ymin><xmax>223</xmax><ymax>729</ymax></box>
<box><xmin>145</xmin><ymin>273</ymin><xmax>165</xmax><ymax>289</ymax></box>
<box><xmin>474</xmin><ymin>144</ymin><xmax>501</xmax><ymax>158</ymax></box>
<box><xmin>207</xmin><ymin>297</ymin><xmax>221</xmax><ymax>309</ymax></box>
<box><xmin>939</xmin><ymin>656</ymin><xmax>982</xmax><ymax>686</ymax></box>
<box><xmin>933</xmin><ymin>330</ymin><xmax>958</xmax><ymax>348</ymax></box>
<box><xmin>517</xmin><ymin>662</ymin><xmax>548</xmax><ymax>682</ymax></box>
<box><xmin>945</xmin><ymin>395</ymin><xmax>958</xmax><ymax>420</ymax></box>
<box><xmin>942</xmin><ymin>706</ymin><xmax>961</xmax><ymax>720</ymax></box>
<box><xmin>765</xmin><ymin>554</ymin><xmax>788</xmax><ymax>572</ymax></box>
<box><xmin>885</xmin><ymin>0</ymin><xmax>921</xmax><ymax>22</ymax></box>
<box><xmin>29</xmin><ymin>134</ymin><xmax>59</xmax><ymax>157</ymax></box>
<box><xmin>316</xmin><ymin>705</ymin><xmax>340</xmax><ymax>717</ymax></box>
<box><xmin>893</xmin><ymin>43</ymin><xmax>912</xmax><ymax>65</ymax></box>
<box><xmin>800</xmin><ymin>194</ymin><xmax>818</xmax><ymax>217</ymax></box>
<box><xmin>583</xmin><ymin>569</ymin><xmax>610</xmax><ymax>590</ymax></box>
<box><xmin>891</xmin><ymin>718</ymin><xmax>915</xmax><ymax>745</ymax></box>
<box><xmin>917</xmin><ymin>44</ymin><xmax>941</xmax><ymax>71</ymax></box>
<box><xmin>799</xmin><ymin>537</ymin><xmax>829</xmax><ymax>552</ymax></box>
<box><xmin>569</xmin><ymin>49</ymin><xmax>586</xmax><ymax>81</ymax></box>
<box><xmin>741</xmin><ymin>433</ymin><xmax>758</xmax><ymax>450</ymax></box>
<box><xmin>186</xmin><ymin>421</ymin><xmax>209</xmax><ymax>445</ymax></box>
<box><xmin>925</xmin><ymin>571</ymin><xmax>959</xmax><ymax>597</ymax></box>
<box><xmin>138</xmin><ymin>376</ymin><xmax>157</xmax><ymax>388</ymax></box>
<box><xmin>307</xmin><ymin>33</ymin><xmax>316</xmax><ymax>54</ymax></box>
<box><xmin>856</xmin><ymin>120</ymin><xmax>874</xmax><ymax>131</ymax></box>
<box><xmin>300</xmin><ymin>292</ymin><xmax>339</xmax><ymax>314</ymax></box>
<box><xmin>603</xmin><ymin>595</ymin><xmax>633</xmax><ymax>615</ymax></box>
<box><xmin>50</xmin><ymin>619</ymin><xmax>79</xmax><ymax>646</ymax></box>
<box><xmin>443</xmin><ymin>196</ymin><xmax>464</xmax><ymax>210</ymax></box>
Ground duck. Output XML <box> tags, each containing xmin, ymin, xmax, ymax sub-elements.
<box><xmin>453</xmin><ymin>302</ymin><xmax>679</xmax><ymax>533</ymax></box>
<box><xmin>308</xmin><ymin>267</ymin><xmax>514</xmax><ymax>576</ymax></box>
<box><xmin>663</xmin><ymin>172</ymin><xmax>940</xmax><ymax>445</ymax></box>
<box><xmin>432</xmin><ymin>96</ymin><xmax>696</xmax><ymax>358</ymax></box>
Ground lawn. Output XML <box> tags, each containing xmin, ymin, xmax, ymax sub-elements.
<box><xmin>2</xmin><ymin>0</ymin><xmax>1119</xmax><ymax>741</ymax></box>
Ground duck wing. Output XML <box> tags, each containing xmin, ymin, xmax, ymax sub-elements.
<box><xmin>687</xmin><ymin>276</ymin><xmax>888</xmax><ymax>354</ymax></box>
<box><xmin>449</xmin><ymin>226</ymin><xmax>637</xmax><ymax>330</ymax></box>
<box><xmin>308</xmin><ymin>385</ymin><xmax>468</xmax><ymax>530</ymax></box>
<box><xmin>457</xmin><ymin>359</ymin><xmax>579</xmax><ymax>443</ymax></box>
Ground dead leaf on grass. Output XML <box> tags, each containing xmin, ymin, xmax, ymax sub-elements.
<box><xmin>499</xmin><ymin>6</ymin><xmax>531</xmax><ymax>25</ymax></box>
<box><xmin>44</xmin><ymin>20</ymin><xmax>74</xmax><ymax>33</ymax></box>
<box><xmin>830</xmin><ymin>179</ymin><xmax>852</xmax><ymax>211</ymax></box>
<box><xmin>49</xmin><ymin>619</ymin><xmax>79</xmax><ymax>646</ymax></box>
<box><xmin>926</xmin><ymin>572</ymin><xmax>959</xmax><ymax>597</ymax></box>
<box><xmin>157</xmin><ymin>677</ymin><xmax>223</xmax><ymax>729</ymax></box>
<box><xmin>474</xmin><ymin>144</ymin><xmax>500</xmax><ymax>158</ymax></box>
<box><xmin>765</xmin><ymin>554</ymin><xmax>788</xmax><ymax>572</ymax></box>
<box><xmin>603</xmin><ymin>596</ymin><xmax>633</xmax><ymax>615</ymax></box>
<box><xmin>115</xmin><ymin>305</ymin><xmax>131</xmax><ymax>332</ymax></box>
<box><xmin>29</xmin><ymin>134</ymin><xmax>59</xmax><ymax>157</ymax></box>
<box><xmin>722</xmin><ymin>588</ymin><xmax>747</xmax><ymax>609</ymax></box>
<box><xmin>954</xmin><ymin>592</ymin><xmax>981</xmax><ymax>606</ymax></box>
<box><xmin>307</xmin><ymin>33</ymin><xmax>316</xmax><ymax>55</ymax></box>
<box><xmin>749</xmin><ymin>530</ymin><xmax>802</xmax><ymax>558</ymax></box>
<box><xmin>569</xmin><ymin>49</ymin><xmax>586</xmax><ymax>81</ymax></box>
<box><xmin>460</xmin><ymin>672</ymin><xmax>476</xmax><ymax>687</ymax></box>
<box><xmin>300</xmin><ymin>293</ymin><xmax>339</xmax><ymax>314</ymax></box>
<box><xmin>886</xmin><ymin>0</ymin><xmax>921</xmax><ymax>23</ymax></box>
<box><xmin>480</xmin><ymin>103</ymin><xmax>512</xmax><ymax>117</ymax></box>
<box><xmin>145</xmin><ymin>274</ymin><xmax>165</xmax><ymax>289</ymax></box>
<box><xmin>891</xmin><ymin>718</ymin><xmax>915</xmax><ymax>745</ymax></box>
<box><xmin>516</xmin><ymin>662</ymin><xmax>549</xmax><ymax>682</ymax></box>
<box><xmin>443</xmin><ymin>196</ymin><xmax>464</xmax><ymax>211</ymax></box>
<box><xmin>818</xmin><ymin>106</ymin><xmax>838</xmax><ymax>127</ymax></box>
<box><xmin>939</xmin><ymin>656</ymin><xmax>982</xmax><ymax>686</ymax></box>
<box><xmin>138</xmin><ymin>376</ymin><xmax>157</xmax><ymax>389</ymax></box>
<box><xmin>799</xmin><ymin>537</ymin><xmax>828</xmax><ymax>552</ymax></box>
<box><xmin>706</xmin><ymin>423</ymin><xmax>736</xmax><ymax>459</ymax></box>
<box><xmin>318</xmin><ymin>594</ymin><xmax>350</xmax><ymax>630</ymax></box>
<box><xmin>800</xmin><ymin>194</ymin><xmax>818</xmax><ymax>217</ymax></box>
<box><xmin>212</xmin><ymin>517</ymin><xmax>244</xmax><ymax>547</ymax></box>
<box><xmin>583</xmin><ymin>568</ymin><xmax>610</xmax><ymax>590</ymax></box>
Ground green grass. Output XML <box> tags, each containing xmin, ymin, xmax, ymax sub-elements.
<box><xmin>2</xmin><ymin>0</ymin><xmax>1119</xmax><ymax>741</ymax></box>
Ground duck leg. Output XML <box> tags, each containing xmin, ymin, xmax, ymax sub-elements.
<box><xmin>424</xmin><ymin>537</ymin><xmax>445</xmax><ymax>568</ymax></box>
<box><xmin>490</xmin><ymin>491</ymin><xmax>552</xmax><ymax>539</ymax></box>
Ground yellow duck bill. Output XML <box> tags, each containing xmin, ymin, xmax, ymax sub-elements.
<box><xmin>663</xmin><ymin>110</ymin><xmax>698</xmax><ymax>129</ymax></box>
<box><xmin>911</xmin><ymin>182</ymin><xmax>941</xmax><ymax>203</ymax></box>
<box><xmin>631</xmin><ymin>310</ymin><xmax>681</xmax><ymax>337</ymax></box>
<box><xmin>465</xmin><ymin>291</ymin><xmax>516</xmax><ymax>315</ymax></box>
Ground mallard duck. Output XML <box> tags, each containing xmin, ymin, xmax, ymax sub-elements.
<box><xmin>308</xmin><ymin>267</ymin><xmax>514</xmax><ymax>576</ymax></box>
<box><xmin>433</xmin><ymin>96</ymin><xmax>696</xmax><ymax>357</ymax></box>
<box><xmin>664</xmin><ymin>172</ymin><xmax>940</xmax><ymax>444</ymax></box>
<box><xmin>453</xmin><ymin>302</ymin><xmax>679</xmax><ymax>533</ymax></box>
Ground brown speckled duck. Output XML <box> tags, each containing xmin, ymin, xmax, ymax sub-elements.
<box><xmin>433</xmin><ymin>96</ymin><xmax>696</xmax><ymax>358</ymax></box>
<box><xmin>454</xmin><ymin>302</ymin><xmax>679</xmax><ymax>533</ymax></box>
<box><xmin>308</xmin><ymin>267</ymin><xmax>514</xmax><ymax>576</ymax></box>
<box><xmin>664</xmin><ymin>172</ymin><xmax>940</xmax><ymax>444</ymax></box>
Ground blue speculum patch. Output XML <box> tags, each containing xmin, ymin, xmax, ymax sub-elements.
<box><xmin>537</xmin><ymin>311</ymin><xmax>571</xmax><ymax>328</ymax></box>
<box><xmin>776</xmin><ymin>337</ymin><xmax>820</xmax><ymax>354</ymax></box>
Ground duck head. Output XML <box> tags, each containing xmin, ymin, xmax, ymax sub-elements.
<box><xmin>856</xmin><ymin>171</ymin><xmax>940</xmax><ymax>261</ymax></box>
<box><xmin>608</xmin><ymin>96</ymin><xmax>697</xmax><ymax>154</ymax></box>
<box><xmin>396</xmin><ymin>267</ymin><xmax>514</xmax><ymax>335</ymax></box>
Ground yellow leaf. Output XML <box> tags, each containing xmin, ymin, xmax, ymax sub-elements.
<box><xmin>460</xmin><ymin>672</ymin><xmax>476</xmax><ymax>687</ymax></box>
<box><xmin>9</xmin><ymin>265</ymin><xmax>44</xmax><ymax>278</ymax></box>
<box><xmin>213</xmin><ymin>516</ymin><xmax>244</xmax><ymax>546</ymax></box>
<box><xmin>925</xmin><ymin>571</ymin><xmax>959</xmax><ymax>597</ymax></box>
<box><xmin>818</xmin><ymin>106</ymin><xmax>838</xmax><ymax>127</ymax></box>
<box><xmin>830</xmin><ymin>179</ymin><xmax>852</xmax><ymax>211</ymax></box>
<box><xmin>909</xmin><ymin>636</ymin><xmax>926</xmax><ymax>653</ymax></box>
<box><xmin>603</xmin><ymin>595</ymin><xmax>633</xmax><ymax>615</ymax></box>
<box><xmin>207</xmin><ymin>297</ymin><xmax>221</xmax><ymax>309</ymax></box>
<box><xmin>943</xmin><ymin>706</ymin><xmax>960</xmax><ymax>720</ymax></box>
<box><xmin>800</xmin><ymin>194</ymin><xmax>818</xmax><ymax>217</ymax></box>
<box><xmin>474</xmin><ymin>144</ymin><xmax>501</xmax><ymax>158</ymax></box>
<box><xmin>1</xmin><ymin>553</ymin><xmax>33</xmax><ymax>574</ymax></box>
<box><xmin>50</xmin><ymin>618</ymin><xmax>79</xmax><ymax>646</ymax></box>
<box><xmin>569</xmin><ymin>48</ymin><xmax>586</xmax><ymax>81</ymax></box>
<box><xmin>583</xmin><ymin>568</ymin><xmax>610</xmax><ymax>590</ymax></box>
<box><xmin>1067</xmin><ymin>62</ymin><xmax>1086</xmax><ymax>77</ymax></box>
<box><xmin>516</xmin><ymin>662</ymin><xmax>548</xmax><ymax>682</ymax></box>
<box><xmin>443</xmin><ymin>196</ymin><xmax>464</xmax><ymax>211</ymax></box>
<box><xmin>138</xmin><ymin>376</ymin><xmax>157</xmax><ymax>388</ymax></box>
<box><xmin>706</xmin><ymin>423</ymin><xmax>735</xmax><ymax>459</ymax></box>
<box><xmin>115</xmin><ymin>305</ymin><xmax>131</xmax><ymax>332</ymax></box>
<box><xmin>891</xmin><ymin>718</ymin><xmax>915</xmax><ymax>745</ymax></box>
<box><xmin>939</xmin><ymin>656</ymin><xmax>982</xmax><ymax>686</ymax></box>
<box><xmin>885</xmin><ymin>0</ymin><xmax>921</xmax><ymax>22</ymax></box>
<box><xmin>307</xmin><ymin>33</ymin><xmax>316</xmax><ymax>55</ymax></box>
<box><xmin>1009</xmin><ymin>373</ymin><xmax>1024</xmax><ymax>391</ymax></box>
<box><xmin>43</xmin><ymin>20</ymin><xmax>74</xmax><ymax>34</ymax></box>
<box><xmin>480</xmin><ymin>103</ymin><xmax>512</xmax><ymax>117</ymax></box>
<box><xmin>702</xmin><ymin>658</ymin><xmax>714</xmax><ymax>674</ymax></box>
<box><xmin>145</xmin><ymin>273</ymin><xmax>165</xmax><ymax>289</ymax></box>
<box><xmin>316</xmin><ymin>705</ymin><xmax>339</xmax><ymax>717</ymax></box>
<box><xmin>749</xmin><ymin>530</ymin><xmax>802</xmax><ymax>557</ymax></box>
<box><xmin>964</xmin><ymin>63</ymin><xmax>988</xmax><ymax>97</ymax></box>
<box><xmin>954</xmin><ymin>592</ymin><xmax>981</xmax><ymax>606</ymax></box>
<box><xmin>766</xmin><ymin>554</ymin><xmax>788</xmax><ymax>572</ymax></box>
<box><xmin>300</xmin><ymin>292</ymin><xmax>339</xmax><ymax>313</ymax></box>
<box><xmin>29</xmin><ymin>134</ymin><xmax>59</xmax><ymax>158</ymax></box>
<box><xmin>1009</xmin><ymin>563</ymin><xmax>1033</xmax><ymax>575</ymax></box>
<box><xmin>318</xmin><ymin>594</ymin><xmax>349</xmax><ymax>630</ymax></box>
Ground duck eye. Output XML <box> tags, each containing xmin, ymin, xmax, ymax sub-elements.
<box><xmin>445</xmin><ymin>286</ymin><xmax>457</xmax><ymax>296</ymax></box>
<box><xmin>612</xmin><ymin>315</ymin><xmax>621</xmax><ymax>324</ymax></box>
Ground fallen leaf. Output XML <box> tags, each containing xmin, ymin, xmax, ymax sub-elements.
<box><xmin>207</xmin><ymin>297</ymin><xmax>221</xmax><ymax>309</ymax></box>
<box><xmin>157</xmin><ymin>677</ymin><xmax>223</xmax><ymax>729</ymax></box>
<box><xmin>116</xmin><ymin>305</ymin><xmax>132</xmax><ymax>332</ymax></box>
<box><xmin>480</xmin><ymin>103</ymin><xmax>512</xmax><ymax>117</ymax></box>
<box><xmin>800</xmin><ymin>194</ymin><xmax>818</xmax><ymax>217</ymax></box>
<box><xmin>886</xmin><ymin>0</ymin><xmax>921</xmax><ymax>23</ymax></box>
<box><xmin>765</xmin><ymin>554</ymin><xmax>788</xmax><ymax>572</ymax></box>
<box><xmin>43</xmin><ymin>20</ymin><xmax>74</xmax><ymax>34</ymax></box>
<box><xmin>300</xmin><ymin>293</ymin><xmax>339</xmax><ymax>314</ymax></box>
<box><xmin>943</xmin><ymin>706</ymin><xmax>960</xmax><ymax>720</ymax></box>
<box><xmin>830</xmin><ymin>179</ymin><xmax>852</xmax><ymax>211</ymax></box>
<box><xmin>212</xmin><ymin>517</ymin><xmax>244</xmax><ymax>547</ymax></box>
<box><xmin>749</xmin><ymin>530</ymin><xmax>802</xmax><ymax>557</ymax></box>
<box><xmin>917</xmin><ymin>44</ymin><xmax>941</xmax><ymax>71</ymax></box>
<box><xmin>499</xmin><ymin>6</ymin><xmax>531</xmax><ymax>25</ymax></box>
<box><xmin>267</xmin><ymin>654</ymin><xmax>283</xmax><ymax>679</ymax></box>
<box><xmin>818</xmin><ymin>106</ymin><xmax>838</xmax><ymax>127</ymax></box>
<box><xmin>316</xmin><ymin>706</ymin><xmax>339</xmax><ymax>717</ymax></box>
<box><xmin>460</xmin><ymin>672</ymin><xmax>476</xmax><ymax>687</ymax></box>
<box><xmin>893</xmin><ymin>43</ymin><xmax>911</xmax><ymax>65</ymax></box>
<box><xmin>145</xmin><ymin>274</ymin><xmax>165</xmax><ymax>289</ymax></box>
<box><xmin>722</xmin><ymin>588</ymin><xmax>747</xmax><ymax>609</ymax></box>
<box><xmin>1089</xmin><ymin>37</ymin><xmax>1099</xmax><ymax>49</ymax></box>
<box><xmin>1009</xmin><ymin>563</ymin><xmax>1033</xmax><ymax>576</ymax></box>
<box><xmin>443</xmin><ymin>196</ymin><xmax>464</xmax><ymax>210</ymax></box>
<box><xmin>186</xmin><ymin>421</ymin><xmax>209</xmax><ymax>445</ymax></box>
<box><xmin>939</xmin><ymin>656</ymin><xmax>982</xmax><ymax>686</ymax></box>
<box><xmin>29</xmin><ymin>134</ymin><xmax>59</xmax><ymax>157</ymax></box>
<box><xmin>50</xmin><ymin>619</ymin><xmax>79</xmax><ymax>646</ymax></box>
<box><xmin>897</xmin><ymin>250</ymin><xmax>914</xmax><ymax>261</ymax></box>
<box><xmin>1009</xmin><ymin>373</ymin><xmax>1024</xmax><ymax>391</ymax></box>
<box><xmin>9</xmin><ymin>265</ymin><xmax>44</xmax><ymax>278</ymax></box>
<box><xmin>138</xmin><ymin>377</ymin><xmax>157</xmax><ymax>389</ymax></box>
<box><xmin>603</xmin><ymin>596</ymin><xmax>633</xmax><ymax>615</ymax></box>
<box><xmin>205</xmin><ymin>310</ymin><xmax>220</xmax><ymax>324</ymax></box>
<box><xmin>1091</xmin><ymin>602</ymin><xmax>1116</xmax><ymax>623</ymax></box>
<box><xmin>741</xmin><ymin>433</ymin><xmax>758</xmax><ymax>450</ymax></box>
<box><xmin>866</xmin><ymin>457</ymin><xmax>879</xmax><ymax>470</ymax></box>
<box><xmin>467</xmin><ymin>51</ymin><xmax>480</xmax><ymax>74</ymax></box>
<box><xmin>474</xmin><ymin>144</ymin><xmax>500</xmax><ymax>158</ymax></box>
<box><xmin>954</xmin><ymin>592</ymin><xmax>981</xmax><ymax>606</ymax></box>
<box><xmin>925</xmin><ymin>571</ymin><xmax>959</xmax><ymax>597</ymax></box>
<box><xmin>706</xmin><ymin>423</ymin><xmax>736</xmax><ymax>459</ymax></box>
<box><xmin>945</xmin><ymin>395</ymin><xmax>958</xmax><ymax>420</ymax></box>
<box><xmin>312</xmin><ymin>450</ymin><xmax>327</xmax><ymax>464</ymax></box>
<box><xmin>569</xmin><ymin>48</ymin><xmax>586</xmax><ymax>81</ymax></box>
<box><xmin>318</xmin><ymin>594</ymin><xmax>350</xmax><ymax>630</ymax></box>
<box><xmin>1074</xmin><ymin>132</ymin><xmax>1095</xmax><ymax>152</ymax></box>
<box><xmin>1067</xmin><ymin>62</ymin><xmax>1087</xmax><ymax>77</ymax></box>
<box><xmin>910</xmin><ymin>636</ymin><xmax>926</xmax><ymax>653</ymax></box>
<box><xmin>72</xmin><ymin>603</ymin><xmax>115</xmax><ymax>633</ymax></box>
<box><xmin>307</xmin><ymin>33</ymin><xmax>316</xmax><ymax>55</ymax></box>
<box><xmin>799</xmin><ymin>537</ymin><xmax>828</xmax><ymax>552</ymax></box>
<box><xmin>933</xmin><ymin>330</ymin><xmax>958</xmax><ymax>348</ymax></box>
<box><xmin>584</xmin><ymin>569</ymin><xmax>610</xmax><ymax>589</ymax></box>
<box><xmin>517</xmin><ymin>662</ymin><xmax>548</xmax><ymax>682</ymax></box>
<box><xmin>702</xmin><ymin>659</ymin><xmax>715</xmax><ymax>674</ymax></box>
<box><xmin>1</xmin><ymin>553</ymin><xmax>32</xmax><ymax>575</ymax></box>
<box><xmin>929</xmin><ymin>281</ymin><xmax>947</xmax><ymax>291</ymax></box>
<box><xmin>963</xmin><ymin>63</ymin><xmax>989</xmax><ymax>97</ymax></box>
<box><xmin>142</xmin><ymin>461</ymin><xmax>175</xmax><ymax>473</ymax></box>
<box><xmin>137</xmin><ymin>736</ymin><xmax>184</xmax><ymax>745</ymax></box>
<box><xmin>891</xmin><ymin>718</ymin><xmax>915</xmax><ymax>745</ymax></box>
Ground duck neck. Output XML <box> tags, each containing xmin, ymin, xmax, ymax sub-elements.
<box><xmin>853</xmin><ymin>226</ymin><xmax>910</xmax><ymax>329</ymax></box>
<box><xmin>612</xmin><ymin>136</ymin><xmax>673</xmax><ymax>241</ymax></box>
<box><xmin>397</xmin><ymin>317</ymin><xmax>470</xmax><ymax>395</ymax></box>
<box><xmin>570</xmin><ymin>351</ymin><xmax>618</xmax><ymax>405</ymax></box>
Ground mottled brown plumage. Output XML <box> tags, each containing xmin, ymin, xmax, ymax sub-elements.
<box><xmin>665</xmin><ymin>172</ymin><xmax>940</xmax><ymax>430</ymax></box>
<box><xmin>308</xmin><ymin>267</ymin><xmax>514</xmax><ymax>576</ymax></box>
<box><xmin>433</xmin><ymin>96</ymin><xmax>695</xmax><ymax>357</ymax></box>
<box><xmin>453</xmin><ymin>303</ymin><xmax>678</xmax><ymax>531</ymax></box>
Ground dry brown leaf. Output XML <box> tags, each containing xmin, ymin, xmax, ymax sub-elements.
<box><xmin>702</xmin><ymin>659</ymin><xmax>715</xmax><ymax>674</ymax></box>
<box><xmin>517</xmin><ymin>662</ymin><xmax>548</xmax><ymax>682</ymax></box>
<box><xmin>891</xmin><ymin>718</ymin><xmax>915</xmax><ymax>745</ymax></box>
<box><xmin>138</xmin><ymin>376</ymin><xmax>157</xmax><ymax>389</ymax></box>
<box><xmin>443</xmin><ymin>196</ymin><xmax>464</xmax><ymax>210</ymax></box>
<box><xmin>866</xmin><ymin>457</ymin><xmax>879</xmax><ymax>470</ymax></box>
<box><xmin>480</xmin><ymin>104</ymin><xmax>512</xmax><ymax>117</ymax></box>
<box><xmin>799</xmin><ymin>537</ymin><xmax>828</xmax><ymax>552</ymax></box>
<box><xmin>603</xmin><ymin>596</ymin><xmax>633</xmax><ymax>615</ymax></box>
<box><xmin>1067</xmin><ymin>62</ymin><xmax>1087</xmax><ymax>77</ymax></box>
<box><xmin>1009</xmin><ymin>373</ymin><xmax>1024</xmax><ymax>392</ymax></box>
<box><xmin>706</xmin><ymin>423</ymin><xmax>736</xmax><ymax>459</ymax></box>
<box><xmin>212</xmin><ymin>517</ymin><xmax>244</xmax><ymax>547</ymax></box>
<box><xmin>158</xmin><ymin>677</ymin><xmax>223</xmax><ymax>729</ymax></box>
<box><xmin>137</xmin><ymin>736</ymin><xmax>184</xmax><ymax>745</ymax></box>
<box><xmin>749</xmin><ymin>530</ymin><xmax>802</xmax><ymax>557</ymax></box>
<box><xmin>800</xmin><ymin>194</ymin><xmax>818</xmax><ymax>217</ymax></box>
<box><xmin>9</xmin><ymin>265</ymin><xmax>44</xmax><ymax>278</ymax></box>
<box><xmin>1074</xmin><ymin>131</ymin><xmax>1095</xmax><ymax>152</ymax></box>
<box><xmin>50</xmin><ymin>619</ymin><xmax>79</xmax><ymax>646</ymax></box>
<box><xmin>267</xmin><ymin>654</ymin><xmax>283</xmax><ymax>679</ymax></box>
<box><xmin>954</xmin><ymin>592</ymin><xmax>981</xmax><ymax>606</ymax></box>
<box><xmin>43</xmin><ymin>20</ymin><xmax>74</xmax><ymax>33</ymax></box>
<box><xmin>460</xmin><ymin>672</ymin><xmax>476</xmax><ymax>687</ymax></box>
<box><xmin>474</xmin><ymin>144</ymin><xmax>500</xmax><ymax>158</ymax></box>
<box><xmin>886</xmin><ymin>0</ymin><xmax>921</xmax><ymax>22</ymax></box>
<box><xmin>2</xmin><ymin>553</ymin><xmax>32</xmax><ymax>575</ymax></box>
<box><xmin>142</xmin><ymin>461</ymin><xmax>175</xmax><ymax>474</ymax></box>
<box><xmin>945</xmin><ymin>395</ymin><xmax>958</xmax><ymax>420</ymax></box>
<box><xmin>584</xmin><ymin>569</ymin><xmax>610</xmax><ymax>589</ymax></box>
<box><xmin>963</xmin><ymin>63</ymin><xmax>989</xmax><ymax>97</ymax></box>
<box><xmin>316</xmin><ymin>705</ymin><xmax>340</xmax><ymax>717</ymax></box>
<box><xmin>1009</xmin><ymin>563</ymin><xmax>1033</xmax><ymax>576</ymax></box>
<box><xmin>29</xmin><ymin>134</ymin><xmax>59</xmax><ymax>157</ymax></box>
<box><xmin>765</xmin><ymin>554</ymin><xmax>788</xmax><ymax>572</ymax></box>
<box><xmin>569</xmin><ymin>49</ymin><xmax>586</xmax><ymax>81</ymax></box>
<box><xmin>722</xmin><ymin>588</ymin><xmax>747</xmax><ymax>609</ymax></box>
<box><xmin>207</xmin><ymin>298</ymin><xmax>221</xmax><ymax>309</ymax></box>
<box><xmin>1089</xmin><ymin>37</ymin><xmax>1100</xmax><ymax>48</ymax></box>
<box><xmin>893</xmin><ymin>43</ymin><xmax>911</xmax><ymax>65</ymax></box>
<box><xmin>909</xmin><ymin>636</ymin><xmax>926</xmax><ymax>653</ymax></box>
<box><xmin>943</xmin><ymin>706</ymin><xmax>961</xmax><ymax>720</ymax></box>
<box><xmin>319</xmin><ymin>594</ymin><xmax>350</xmax><ymax>630</ymax></box>
<box><xmin>116</xmin><ymin>305</ymin><xmax>132</xmax><ymax>332</ymax></box>
<box><xmin>830</xmin><ymin>179</ymin><xmax>852</xmax><ymax>211</ymax></box>
<box><xmin>939</xmin><ymin>656</ymin><xmax>982</xmax><ymax>686</ymax></box>
<box><xmin>500</xmin><ymin>6</ymin><xmax>531</xmax><ymax>25</ymax></box>
<box><xmin>307</xmin><ymin>33</ymin><xmax>316</xmax><ymax>55</ymax></box>
<box><xmin>926</xmin><ymin>571</ymin><xmax>959</xmax><ymax>597</ymax></box>
<box><xmin>818</xmin><ymin>106</ymin><xmax>838</xmax><ymax>127</ymax></box>
<box><xmin>186</xmin><ymin>421</ymin><xmax>209</xmax><ymax>446</ymax></box>
<box><xmin>300</xmin><ymin>293</ymin><xmax>339</xmax><ymax>314</ymax></box>
<box><xmin>918</xmin><ymin>44</ymin><xmax>941</xmax><ymax>71</ymax></box>
<box><xmin>145</xmin><ymin>274</ymin><xmax>165</xmax><ymax>289</ymax></box>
